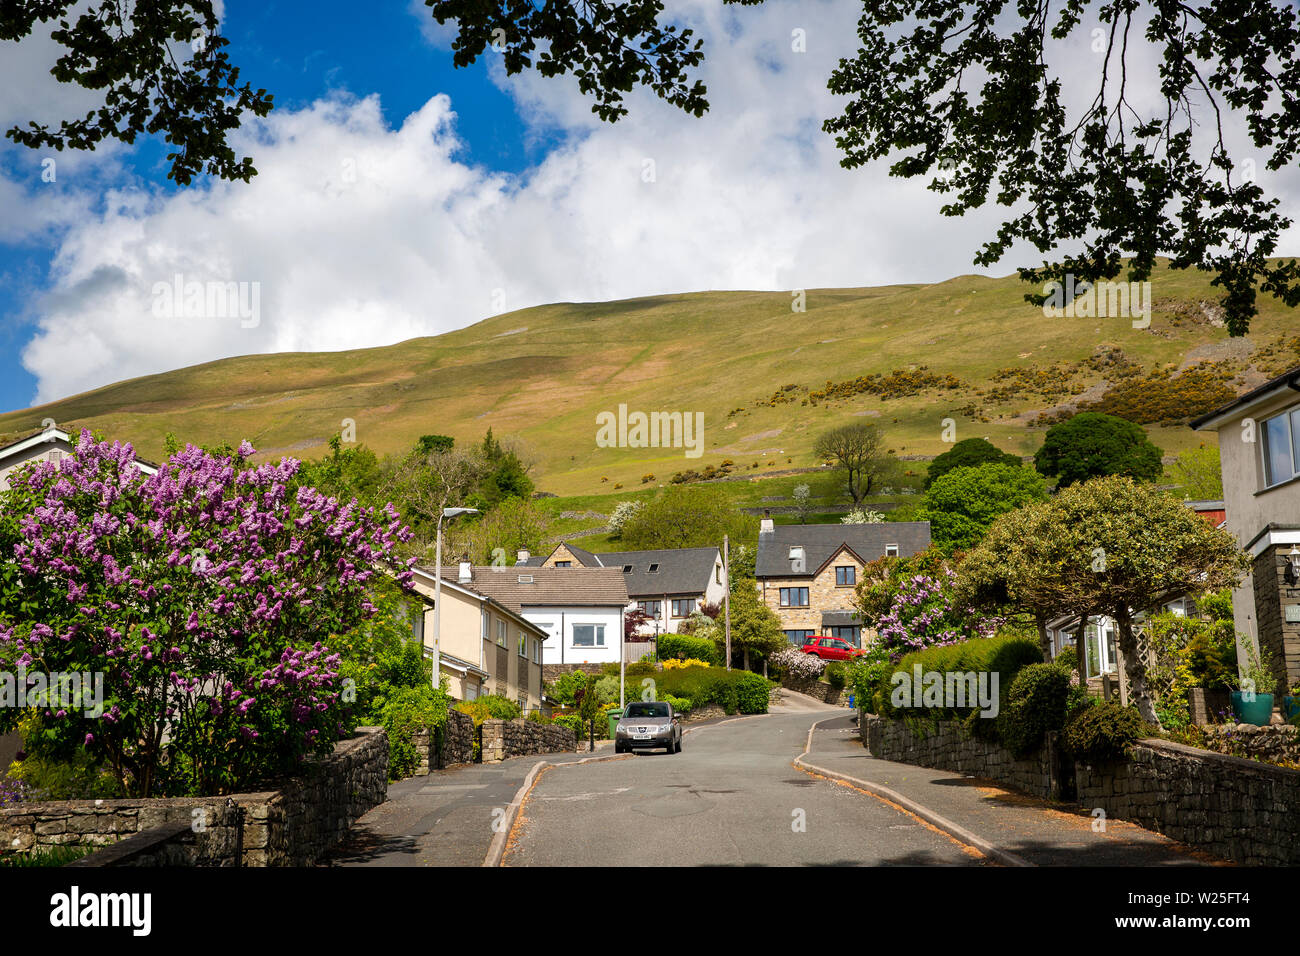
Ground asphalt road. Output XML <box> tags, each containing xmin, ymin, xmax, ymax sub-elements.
<box><xmin>503</xmin><ymin>710</ymin><xmax>988</xmax><ymax>867</ymax></box>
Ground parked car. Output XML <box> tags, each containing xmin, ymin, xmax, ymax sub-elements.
<box><xmin>615</xmin><ymin>701</ymin><xmax>683</xmax><ymax>754</ymax></box>
<box><xmin>801</xmin><ymin>636</ymin><xmax>864</xmax><ymax>661</ymax></box>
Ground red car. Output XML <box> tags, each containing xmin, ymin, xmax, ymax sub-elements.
<box><xmin>801</xmin><ymin>636</ymin><xmax>864</xmax><ymax>661</ymax></box>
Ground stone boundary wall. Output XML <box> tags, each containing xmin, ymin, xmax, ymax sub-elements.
<box><xmin>863</xmin><ymin>714</ymin><xmax>1060</xmax><ymax>798</ymax></box>
<box><xmin>542</xmin><ymin>663</ymin><xmax>605</xmax><ymax>683</ymax></box>
<box><xmin>412</xmin><ymin>709</ymin><xmax>476</xmax><ymax>775</ymax></box>
<box><xmin>481</xmin><ymin>719</ymin><xmax>577</xmax><ymax>762</ymax></box>
<box><xmin>861</xmin><ymin>714</ymin><xmax>1300</xmax><ymax>866</ymax></box>
<box><xmin>1192</xmin><ymin>723</ymin><xmax>1300</xmax><ymax>764</ymax></box>
<box><xmin>0</xmin><ymin>727</ymin><xmax>388</xmax><ymax>867</ymax></box>
<box><xmin>782</xmin><ymin>676</ymin><xmax>849</xmax><ymax>706</ymax></box>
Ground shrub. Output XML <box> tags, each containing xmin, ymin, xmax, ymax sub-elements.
<box><xmin>657</xmin><ymin>633</ymin><xmax>721</xmax><ymax>665</ymax></box>
<box><xmin>454</xmin><ymin>694</ymin><xmax>522</xmax><ymax>725</ymax></box>
<box><xmin>1061</xmin><ymin>700</ymin><xmax>1143</xmax><ymax>763</ymax></box>
<box><xmin>378</xmin><ymin>685</ymin><xmax>450</xmax><ymax>780</ymax></box>
<box><xmin>734</xmin><ymin>672</ymin><xmax>773</xmax><ymax>714</ymax></box>
<box><xmin>1054</xmin><ymin>647</ymin><xmax>1079</xmax><ymax>673</ymax></box>
<box><xmin>0</xmin><ymin>432</ymin><xmax>410</xmax><ymax>798</ymax></box>
<box><xmin>824</xmin><ymin>662</ymin><xmax>847</xmax><ymax>689</ymax></box>
<box><xmin>771</xmin><ymin>646</ymin><xmax>826</xmax><ymax>681</ymax></box>
<box><xmin>546</xmin><ymin>671</ymin><xmax>589</xmax><ymax>706</ymax></box>
<box><xmin>607</xmin><ymin>500</ymin><xmax>644</xmax><ymax>537</ymax></box>
<box><xmin>662</xmin><ymin>657</ymin><xmax>711</xmax><ymax>670</ymax></box>
<box><xmin>997</xmin><ymin>663</ymin><xmax>1071</xmax><ymax>757</ymax></box>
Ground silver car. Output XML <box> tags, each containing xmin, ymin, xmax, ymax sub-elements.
<box><xmin>614</xmin><ymin>701</ymin><xmax>683</xmax><ymax>754</ymax></box>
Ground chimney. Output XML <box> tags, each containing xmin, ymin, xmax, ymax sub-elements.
<box><xmin>458</xmin><ymin>561</ymin><xmax>472</xmax><ymax>584</ymax></box>
<box><xmin>516</xmin><ymin>549</ymin><xmax>530</xmax><ymax>564</ymax></box>
<box><xmin>760</xmin><ymin>509</ymin><xmax>774</xmax><ymax>534</ymax></box>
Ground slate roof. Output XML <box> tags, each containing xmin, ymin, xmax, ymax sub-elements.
<box><xmin>597</xmin><ymin>547</ymin><xmax>720</xmax><ymax>598</ymax></box>
<box><xmin>521</xmin><ymin>544</ymin><xmax>721</xmax><ymax>597</ymax></box>
<box><xmin>439</xmin><ymin>565</ymin><xmax>629</xmax><ymax>613</ymax></box>
<box><xmin>755</xmin><ymin>521</ymin><xmax>932</xmax><ymax>578</ymax></box>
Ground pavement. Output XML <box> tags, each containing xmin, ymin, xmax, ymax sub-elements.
<box><xmin>798</xmin><ymin>711</ymin><xmax>1223</xmax><ymax>867</ymax></box>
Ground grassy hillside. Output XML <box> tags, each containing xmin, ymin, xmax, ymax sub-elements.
<box><xmin>2</xmin><ymin>260</ymin><xmax>1296</xmax><ymax>497</ymax></box>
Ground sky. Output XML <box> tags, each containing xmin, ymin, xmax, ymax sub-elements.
<box><xmin>1</xmin><ymin>0</ymin><xmax>1297</xmax><ymax>414</ymax></box>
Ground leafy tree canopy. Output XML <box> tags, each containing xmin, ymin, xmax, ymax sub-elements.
<box><xmin>919</xmin><ymin>462</ymin><xmax>1048</xmax><ymax>552</ymax></box>
<box><xmin>619</xmin><ymin>485</ymin><xmax>755</xmax><ymax>550</ymax></box>
<box><xmin>925</xmin><ymin>438</ymin><xmax>1022</xmax><ymax>489</ymax></box>
<box><xmin>1034</xmin><ymin>412</ymin><xmax>1163</xmax><ymax>488</ymax></box>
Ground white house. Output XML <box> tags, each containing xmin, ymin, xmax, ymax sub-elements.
<box><xmin>455</xmin><ymin>564</ymin><xmax>629</xmax><ymax>667</ymax></box>
<box><xmin>522</xmin><ymin>543</ymin><xmax>727</xmax><ymax>637</ymax></box>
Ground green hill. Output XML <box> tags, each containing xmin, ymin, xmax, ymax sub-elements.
<box><xmin>2</xmin><ymin>261</ymin><xmax>1296</xmax><ymax>496</ymax></box>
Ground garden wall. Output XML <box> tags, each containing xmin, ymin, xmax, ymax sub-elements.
<box><xmin>412</xmin><ymin>709</ymin><xmax>475</xmax><ymax>775</ymax></box>
<box><xmin>861</xmin><ymin>714</ymin><xmax>1300</xmax><ymax>866</ymax></box>
<box><xmin>862</xmin><ymin>714</ymin><xmax>1064</xmax><ymax>798</ymax></box>
<box><xmin>0</xmin><ymin>727</ymin><xmax>388</xmax><ymax>866</ymax></box>
<box><xmin>781</xmin><ymin>676</ymin><xmax>849</xmax><ymax>706</ymax></box>
<box><xmin>481</xmin><ymin>719</ymin><xmax>576</xmax><ymax>762</ymax></box>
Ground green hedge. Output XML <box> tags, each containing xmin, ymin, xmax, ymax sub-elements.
<box><xmin>600</xmin><ymin>665</ymin><xmax>771</xmax><ymax>715</ymax></box>
<box><xmin>996</xmin><ymin>663</ymin><xmax>1071</xmax><ymax>757</ymax></box>
<box><xmin>1061</xmin><ymin>700</ymin><xmax>1143</xmax><ymax>763</ymax></box>
<box><xmin>656</xmin><ymin>633</ymin><xmax>722</xmax><ymax>665</ymax></box>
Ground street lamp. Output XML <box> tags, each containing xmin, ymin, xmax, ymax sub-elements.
<box><xmin>433</xmin><ymin>507</ymin><xmax>479</xmax><ymax>691</ymax></box>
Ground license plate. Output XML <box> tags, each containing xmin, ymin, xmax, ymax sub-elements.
<box><xmin>633</xmin><ymin>733</ymin><xmax>651</xmax><ymax>740</ymax></box>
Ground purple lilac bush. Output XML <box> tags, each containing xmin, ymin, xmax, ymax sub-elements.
<box><xmin>0</xmin><ymin>431</ymin><xmax>412</xmax><ymax>796</ymax></box>
<box><xmin>875</xmin><ymin>567</ymin><xmax>1002</xmax><ymax>660</ymax></box>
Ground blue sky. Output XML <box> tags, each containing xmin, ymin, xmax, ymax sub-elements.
<box><xmin>1</xmin><ymin>0</ymin><xmax>1297</xmax><ymax>417</ymax></box>
<box><xmin>0</xmin><ymin>1</ymin><xmax>562</xmax><ymax>413</ymax></box>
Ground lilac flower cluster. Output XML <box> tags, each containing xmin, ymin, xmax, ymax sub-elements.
<box><xmin>875</xmin><ymin>568</ymin><xmax>1002</xmax><ymax>660</ymax></box>
<box><xmin>0</xmin><ymin>431</ymin><xmax>413</xmax><ymax>795</ymax></box>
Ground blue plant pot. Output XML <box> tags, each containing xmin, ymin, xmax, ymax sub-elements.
<box><xmin>1230</xmin><ymin>691</ymin><xmax>1274</xmax><ymax>726</ymax></box>
<box><xmin>1283</xmin><ymin>696</ymin><xmax>1300</xmax><ymax>721</ymax></box>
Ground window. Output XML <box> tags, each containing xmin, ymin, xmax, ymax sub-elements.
<box><xmin>638</xmin><ymin>600</ymin><xmax>662</xmax><ymax>617</ymax></box>
<box><xmin>788</xmin><ymin>546</ymin><xmax>806</xmax><ymax>572</ymax></box>
<box><xmin>828</xmin><ymin>626</ymin><xmax>861</xmax><ymax>646</ymax></box>
<box><xmin>715</xmin><ymin>565</ymin><xmax>722</xmax><ymax>584</ymax></box>
<box><xmin>885</xmin><ymin>543</ymin><xmax>900</xmax><ymax>558</ymax></box>
<box><xmin>533</xmin><ymin>640</ymin><xmax>541</xmax><ymax>664</ymax></box>
<box><xmin>517</xmin><ymin>696</ymin><xmax>527</xmax><ymax>712</ymax></box>
<box><xmin>835</xmin><ymin>566</ymin><xmax>856</xmax><ymax>586</ymax></box>
<box><xmin>1261</xmin><ymin>407</ymin><xmax>1300</xmax><ymax>487</ymax></box>
<box><xmin>572</xmin><ymin>624</ymin><xmax>606</xmax><ymax>647</ymax></box>
<box><xmin>779</xmin><ymin>587</ymin><xmax>810</xmax><ymax>607</ymax></box>
<box><xmin>784</xmin><ymin>629</ymin><xmax>816</xmax><ymax>644</ymax></box>
<box><xmin>671</xmin><ymin>598</ymin><xmax>696</xmax><ymax>618</ymax></box>
<box><xmin>648</xmin><ymin>563</ymin><xmax>660</xmax><ymax>573</ymax></box>
<box><xmin>496</xmin><ymin>619</ymin><xmax>506</xmax><ymax>646</ymax></box>
<box><xmin>555</xmin><ymin>560</ymin><xmax>572</xmax><ymax>568</ymax></box>
<box><xmin>518</xmin><ymin>632</ymin><xmax>526</xmax><ymax>657</ymax></box>
<box><xmin>623</xmin><ymin>565</ymin><xmax>633</xmax><ymax>573</ymax></box>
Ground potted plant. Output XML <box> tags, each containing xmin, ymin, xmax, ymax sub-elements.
<box><xmin>1230</xmin><ymin>640</ymin><xmax>1278</xmax><ymax>726</ymax></box>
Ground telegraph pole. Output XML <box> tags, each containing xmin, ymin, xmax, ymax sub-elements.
<box><xmin>723</xmin><ymin>534</ymin><xmax>732</xmax><ymax>671</ymax></box>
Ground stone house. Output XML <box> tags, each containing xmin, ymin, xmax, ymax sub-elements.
<box><xmin>1194</xmin><ymin>366</ymin><xmax>1300</xmax><ymax>692</ymax></box>
<box><xmin>521</xmin><ymin>543</ymin><xmax>726</xmax><ymax>636</ymax></box>
<box><xmin>408</xmin><ymin>563</ymin><xmax>551</xmax><ymax>712</ymax></box>
<box><xmin>754</xmin><ymin>516</ymin><xmax>932</xmax><ymax>646</ymax></box>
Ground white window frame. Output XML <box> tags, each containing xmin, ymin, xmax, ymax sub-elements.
<box><xmin>1260</xmin><ymin>406</ymin><xmax>1300</xmax><ymax>488</ymax></box>
<box><xmin>572</xmin><ymin>623</ymin><xmax>606</xmax><ymax>647</ymax></box>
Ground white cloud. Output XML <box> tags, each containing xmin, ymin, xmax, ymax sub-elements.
<box><xmin>13</xmin><ymin>0</ymin><xmax>1300</xmax><ymax>405</ymax></box>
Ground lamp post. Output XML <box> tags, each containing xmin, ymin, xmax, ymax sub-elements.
<box><xmin>1285</xmin><ymin>545</ymin><xmax>1300</xmax><ymax>586</ymax></box>
<box><xmin>433</xmin><ymin>507</ymin><xmax>479</xmax><ymax>692</ymax></box>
